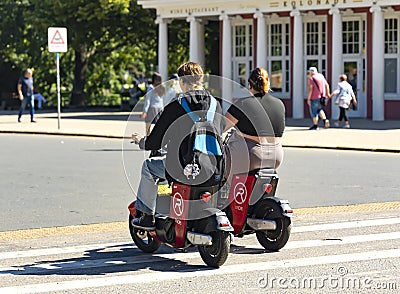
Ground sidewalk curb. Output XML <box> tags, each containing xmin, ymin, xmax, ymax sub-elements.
<box><xmin>0</xmin><ymin>130</ymin><xmax>125</xmax><ymax>140</ymax></box>
<box><xmin>283</xmin><ymin>144</ymin><xmax>400</xmax><ymax>153</ymax></box>
<box><xmin>2</xmin><ymin>129</ymin><xmax>399</xmax><ymax>153</ymax></box>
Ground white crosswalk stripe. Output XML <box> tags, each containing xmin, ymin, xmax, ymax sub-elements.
<box><xmin>0</xmin><ymin>216</ymin><xmax>399</xmax><ymax>293</ymax></box>
<box><xmin>2</xmin><ymin>249</ymin><xmax>400</xmax><ymax>294</ymax></box>
<box><xmin>2</xmin><ymin>217</ymin><xmax>399</xmax><ymax>261</ymax></box>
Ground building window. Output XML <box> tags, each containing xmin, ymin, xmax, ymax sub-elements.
<box><xmin>285</xmin><ymin>60</ymin><xmax>290</xmax><ymax>93</ymax></box>
<box><xmin>385</xmin><ymin>18</ymin><xmax>398</xmax><ymax>54</ymax></box>
<box><xmin>304</xmin><ymin>19</ymin><xmax>327</xmax><ymax>77</ymax></box>
<box><xmin>235</xmin><ymin>25</ymin><xmax>246</xmax><ymax>57</ymax></box>
<box><xmin>268</xmin><ymin>21</ymin><xmax>290</xmax><ymax>94</ymax></box>
<box><xmin>385</xmin><ymin>59</ymin><xmax>397</xmax><ymax>93</ymax></box>
<box><xmin>233</xmin><ymin>22</ymin><xmax>253</xmax><ymax>87</ymax></box>
<box><xmin>285</xmin><ymin>23</ymin><xmax>290</xmax><ymax>58</ymax></box>
<box><xmin>306</xmin><ymin>22</ymin><xmax>319</xmax><ymax>55</ymax></box>
<box><xmin>342</xmin><ymin>20</ymin><xmax>361</xmax><ymax>54</ymax></box>
<box><xmin>270</xmin><ymin>24</ymin><xmax>282</xmax><ymax>56</ymax></box>
<box><xmin>384</xmin><ymin>17</ymin><xmax>399</xmax><ymax>94</ymax></box>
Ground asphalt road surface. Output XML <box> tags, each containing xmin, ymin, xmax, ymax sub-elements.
<box><xmin>1</xmin><ymin>133</ymin><xmax>399</xmax><ymax>231</ymax></box>
<box><xmin>1</xmin><ymin>134</ymin><xmax>399</xmax><ymax>293</ymax></box>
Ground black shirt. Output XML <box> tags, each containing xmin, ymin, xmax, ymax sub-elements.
<box><xmin>18</xmin><ymin>76</ymin><xmax>34</xmax><ymax>97</ymax></box>
<box><xmin>227</xmin><ymin>93</ymin><xmax>285</xmax><ymax>137</ymax></box>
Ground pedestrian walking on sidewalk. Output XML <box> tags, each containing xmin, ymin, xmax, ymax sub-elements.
<box><xmin>141</xmin><ymin>72</ymin><xmax>165</xmax><ymax>135</ymax></box>
<box><xmin>163</xmin><ymin>73</ymin><xmax>181</xmax><ymax>106</ymax></box>
<box><xmin>329</xmin><ymin>74</ymin><xmax>357</xmax><ymax>128</ymax></box>
<box><xmin>307</xmin><ymin>67</ymin><xmax>330</xmax><ymax>130</ymax></box>
<box><xmin>17</xmin><ymin>68</ymin><xmax>36</xmax><ymax>123</ymax></box>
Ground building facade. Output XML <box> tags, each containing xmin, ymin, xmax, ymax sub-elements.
<box><xmin>138</xmin><ymin>0</ymin><xmax>400</xmax><ymax>120</ymax></box>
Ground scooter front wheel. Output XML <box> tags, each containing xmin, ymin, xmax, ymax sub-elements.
<box><xmin>198</xmin><ymin>231</ymin><xmax>230</xmax><ymax>268</ymax></box>
<box><xmin>254</xmin><ymin>199</ymin><xmax>291</xmax><ymax>251</ymax></box>
<box><xmin>129</xmin><ymin>215</ymin><xmax>161</xmax><ymax>253</ymax></box>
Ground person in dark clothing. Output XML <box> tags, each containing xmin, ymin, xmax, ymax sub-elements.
<box><xmin>130</xmin><ymin>62</ymin><xmax>225</xmax><ymax>230</ymax></box>
<box><xmin>224</xmin><ymin>67</ymin><xmax>285</xmax><ymax>178</ymax></box>
<box><xmin>17</xmin><ymin>68</ymin><xmax>35</xmax><ymax>123</ymax></box>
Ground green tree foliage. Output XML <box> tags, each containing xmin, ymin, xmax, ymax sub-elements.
<box><xmin>0</xmin><ymin>1</ymin><xmax>215</xmax><ymax>108</ymax></box>
<box><xmin>25</xmin><ymin>0</ymin><xmax>157</xmax><ymax>106</ymax></box>
<box><xmin>0</xmin><ymin>0</ymin><xmax>159</xmax><ymax>107</ymax></box>
<box><xmin>168</xmin><ymin>19</ymin><xmax>189</xmax><ymax>76</ymax></box>
<box><xmin>0</xmin><ymin>1</ymin><xmax>37</xmax><ymax>93</ymax></box>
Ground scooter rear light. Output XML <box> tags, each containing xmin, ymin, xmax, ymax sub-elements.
<box><xmin>201</xmin><ymin>192</ymin><xmax>211</xmax><ymax>203</ymax></box>
<box><xmin>285</xmin><ymin>209</ymin><xmax>293</xmax><ymax>214</ymax></box>
<box><xmin>220</xmin><ymin>222</ymin><xmax>230</xmax><ymax>227</ymax></box>
<box><xmin>264</xmin><ymin>184</ymin><xmax>273</xmax><ymax>194</ymax></box>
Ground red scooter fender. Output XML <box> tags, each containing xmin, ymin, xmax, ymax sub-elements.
<box><xmin>274</xmin><ymin>197</ymin><xmax>294</xmax><ymax>217</ymax></box>
<box><xmin>256</xmin><ymin>196</ymin><xmax>294</xmax><ymax>218</ymax></box>
<box><xmin>189</xmin><ymin>209</ymin><xmax>233</xmax><ymax>234</ymax></box>
<box><xmin>215</xmin><ymin>210</ymin><xmax>234</xmax><ymax>232</ymax></box>
<box><xmin>128</xmin><ymin>201</ymin><xmax>137</xmax><ymax>217</ymax></box>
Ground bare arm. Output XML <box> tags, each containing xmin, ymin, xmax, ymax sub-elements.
<box><xmin>352</xmin><ymin>94</ymin><xmax>357</xmax><ymax>105</ymax></box>
<box><xmin>307</xmin><ymin>83</ymin><xmax>312</xmax><ymax>106</ymax></box>
<box><xmin>223</xmin><ymin>112</ymin><xmax>238</xmax><ymax>132</ymax></box>
<box><xmin>17</xmin><ymin>84</ymin><xmax>23</xmax><ymax>101</ymax></box>
<box><xmin>324</xmin><ymin>81</ymin><xmax>330</xmax><ymax>98</ymax></box>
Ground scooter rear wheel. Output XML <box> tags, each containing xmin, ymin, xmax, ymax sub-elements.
<box><xmin>254</xmin><ymin>199</ymin><xmax>291</xmax><ymax>251</ymax></box>
<box><xmin>198</xmin><ymin>231</ymin><xmax>230</xmax><ymax>268</ymax></box>
<box><xmin>129</xmin><ymin>215</ymin><xmax>161</xmax><ymax>253</ymax></box>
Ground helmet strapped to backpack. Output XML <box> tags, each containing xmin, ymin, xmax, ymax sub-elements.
<box><xmin>178</xmin><ymin>94</ymin><xmax>224</xmax><ymax>187</ymax></box>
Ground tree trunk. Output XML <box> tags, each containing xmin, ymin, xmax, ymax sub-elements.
<box><xmin>70</xmin><ymin>49</ymin><xmax>88</xmax><ymax>107</ymax></box>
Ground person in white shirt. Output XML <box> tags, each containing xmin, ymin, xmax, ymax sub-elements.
<box><xmin>141</xmin><ymin>73</ymin><xmax>165</xmax><ymax>135</ymax></box>
<box><xmin>329</xmin><ymin>74</ymin><xmax>357</xmax><ymax>128</ymax></box>
<box><xmin>163</xmin><ymin>74</ymin><xmax>181</xmax><ymax>106</ymax></box>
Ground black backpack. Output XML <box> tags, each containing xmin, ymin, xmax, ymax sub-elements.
<box><xmin>178</xmin><ymin>94</ymin><xmax>225</xmax><ymax>187</ymax></box>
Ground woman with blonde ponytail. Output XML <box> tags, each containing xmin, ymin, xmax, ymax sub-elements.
<box><xmin>224</xmin><ymin>68</ymin><xmax>286</xmax><ymax>177</ymax></box>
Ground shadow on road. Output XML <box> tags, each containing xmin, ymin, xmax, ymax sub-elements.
<box><xmin>0</xmin><ymin>243</ymin><xmax>223</xmax><ymax>276</ymax></box>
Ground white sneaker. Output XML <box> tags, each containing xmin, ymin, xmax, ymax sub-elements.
<box><xmin>344</xmin><ymin>124</ymin><xmax>350</xmax><ymax>129</ymax></box>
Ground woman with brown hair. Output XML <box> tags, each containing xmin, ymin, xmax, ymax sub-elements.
<box><xmin>141</xmin><ymin>72</ymin><xmax>166</xmax><ymax>135</ymax></box>
<box><xmin>131</xmin><ymin>61</ymin><xmax>225</xmax><ymax>229</ymax></box>
<box><xmin>224</xmin><ymin>67</ymin><xmax>286</xmax><ymax>177</ymax></box>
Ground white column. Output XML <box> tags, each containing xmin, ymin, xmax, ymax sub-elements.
<box><xmin>220</xmin><ymin>13</ymin><xmax>232</xmax><ymax>109</ymax></box>
<box><xmin>220</xmin><ymin>13</ymin><xmax>232</xmax><ymax>80</ymax></box>
<box><xmin>188</xmin><ymin>16</ymin><xmax>205</xmax><ymax>66</ymax></box>
<box><xmin>290</xmin><ymin>10</ymin><xmax>304</xmax><ymax>119</ymax></box>
<box><xmin>254</xmin><ymin>11</ymin><xmax>267</xmax><ymax>69</ymax></box>
<box><xmin>198</xmin><ymin>20</ymin><xmax>205</xmax><ymax>67</ymax></box>
<box><xmin>156</xmin><ymin>17</ymin><xmax>168</xmax><ymax>81</ymax></box>
<box><xmin>370</xmin><ymin>5</ymin><xmax>385</xmax><ymax>121</ymax></box>
<box><xmin>329</xmin><ymin>7</ymin><xmax>342</xmax><ymax>120</ymax></box>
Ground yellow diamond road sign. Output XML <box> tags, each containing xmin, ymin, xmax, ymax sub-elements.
<box><xmin>48</xmin><ymin>27</ymin><xmax>68</xmax><ymax>53</ymax></box>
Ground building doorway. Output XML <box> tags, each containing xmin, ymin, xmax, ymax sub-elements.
<box><xmin>343</xmin><ymin>60</ymin><xmax>365</xmax><ymax>117</ymax></box>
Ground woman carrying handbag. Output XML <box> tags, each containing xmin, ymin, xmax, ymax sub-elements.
<box><xmin>329</xmin><ymin>74</ymin><xmax>357</xmax><ymax>128</ymax></box>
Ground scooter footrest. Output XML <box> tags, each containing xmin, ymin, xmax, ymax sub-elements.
<box><xmin>247</xmin><ymin>218</ymin><xmax>277</xmax><ymax>231</ymax></box>
<box><xmin>187</xmin><ymin>231</ymin><xmax>212</xmax><ymax>246</ymax></box>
